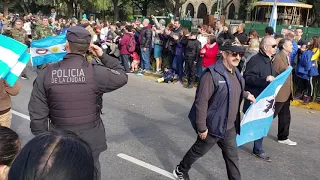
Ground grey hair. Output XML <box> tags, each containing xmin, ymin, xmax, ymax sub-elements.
<box><xmin>259</xmin><ymin>36</ymin><xmax>275</xmax><ymax>50</ymax></box>
<box><xmin>249</xmin><ymin>38</ymin><xmax>260</xmax><ymax>50</ymax></box>
<box><xmin>143</xmin><ymin>18</ymin><xmax>150</xmax><ymax>25</ymax></box>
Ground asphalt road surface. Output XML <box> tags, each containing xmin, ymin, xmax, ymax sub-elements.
<box><xmin>10</xmin><ymin>67</ymin><xmax>320</xmax><ymax>180</ymax></box>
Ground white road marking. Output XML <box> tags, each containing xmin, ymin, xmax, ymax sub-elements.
<box><xmin>11</xmin><ymin>110</ymin><xmax>30</xmax><ymax>121</ymax></box>
<box><xmin>117</xmin><ymin>153</ymin><xmax>175</xmax><ymax>180</ymax></box>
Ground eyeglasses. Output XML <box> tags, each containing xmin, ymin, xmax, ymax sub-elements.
<box><xmin>268</xmin><ymin>44</ymin><xmax>277</xmax><ymax>48</ymax></box>
<box><xmin>227</xmin><ymin>51</ymin><xmax>244</xmax><ymax>57</ymax></box>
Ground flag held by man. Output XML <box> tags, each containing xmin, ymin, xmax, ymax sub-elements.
<box><xmin>31</xmin><ymin>34</ymin><xmax>67</xmax><ymax>66</ymax></box>
<box><xmin>237</xmin><ymin>67</ymin><xmax>293</xmax><ymax>146</ymax></box>
<box><xmin>0</xmin><ymin>35</ymin><xmax>31</xmax><ymax>87</ymax></box>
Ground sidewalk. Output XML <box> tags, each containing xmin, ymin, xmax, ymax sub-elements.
<box><xmin>141</xmin><ymin>72</ymin><xmax>320</xmax><ymax>111</ymax></box>
<box><xmin>291</xmin><ymin>100</ymin><xmax>320</xmax><ymax>111</ymax></box>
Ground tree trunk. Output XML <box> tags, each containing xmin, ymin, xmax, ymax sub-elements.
<box><xmin>173</xmin><ymin>3</ymin><xmax>180</xmax><ymax>17</ymax></box>
<box><xmin>3</xmin><ymin>0</ymin><xmax>9</xmax><ymax>16</ymax></box>
<box><xmin>67</xmin><ymin>0</ymin><xmax>74</xmax><ymax>18</ymax></box>
<box><xmin>142</xmin><ymin>4</ymin><xmax>148</xmax><ymax>17</ymax></box>
<box><xmin>113</xmin><ymin>0</ymin><xmax>119</xmax><ymax>21</ymax></box>
<box><xmin>114</xmin><ymin>5</ymin><xmax>119</xmax><ymax>21</ymax></box>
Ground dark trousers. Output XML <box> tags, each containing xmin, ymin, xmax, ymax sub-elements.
<box><xmin>179</xmin><ymin>127</ymin><xmax>241</xmax><ymax>180</ymax></box>
<box><xmin>93</xmin><ymin>152</ymin><xmax>101</xmax><ymax>180</ymax></box>
<box><xmin>274</xmin><ymin>99</ymin><xmax>291</xmax><ymax>141</ymax></box>
<box><xmin>253</xmin><ymin>138</ymin><xmax>264</xmax><ymax>153</ymax></box>
<box><xmin>185</xmin><ymin>59</ymin><xmax>196</xmax><ymax>85</ymax></box>
<box><xmin>172</xmin><ymin>55</ymin><xmax>184</xmax><ymax>81</ymax></box>
<box><xmin>120</xmin><ymin>54</ymin><xmax>131</xmax><ymax>72</ymax></box>
<box><xmin>295</xmin><ymin>76</ymin><xmax>312</xmax><ymax>97</ymax></box>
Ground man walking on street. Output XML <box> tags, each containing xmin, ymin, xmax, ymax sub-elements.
<box><xmin>273</xmin><ymin>38</ymin><xmax>297</xmax><ymax>146</ymax></box>
<box><xmin>243</xmin><ymin>36</ymin><xmax>277</xmax><ymax>161</ymax></box>
<box><xmin>28</xmin><ymin>26</ymin><xmax>128</xmax><ymax>180</ymax></box>
<box><xmin>173</xmin><ymin>40</ymin><xmax>256</xmax><ymax>180</ymax></box>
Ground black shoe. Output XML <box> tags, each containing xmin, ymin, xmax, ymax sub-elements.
<box><xmin>187</xmin><ymin>84</ymin><xmax>193</xmax><ymax>89</ymax></box>
<box><xmin>253</xmin><ymin>151</ymin><xmax>271</xmax><ymax>162</ymax></box>
<box><xmin>173</xmin><ymin>166</ymin><xmax>190</xmax><ymax>180</ymax></box>
<box><xmin>21</xmin><ymin>74</ymin><xmax>29</xmax><ymax>80</ymax></box>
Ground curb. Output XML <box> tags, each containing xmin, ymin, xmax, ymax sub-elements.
<box><xmin>291</xmin><ymin>100</ymin><xmax>320</xmax><ymax>111</ymax></box>
<box><xmin>140</xmin><ymin>73</ymin><xmax>320</xmax><ymax>111</ymax></box>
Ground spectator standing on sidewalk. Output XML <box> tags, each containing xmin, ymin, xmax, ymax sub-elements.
<box><xmin>139</xmin><ymin>18</ymin><xmax>152</xmax><ymax>73</ymax></box>
<box><xmin>243</xmin><ymin>36</ymin><xmax>277</xmax><ymax>162</ymax></box>
<box><xmin>119</xmin><ymin>25</ymin><xmax>135</xmax><ymax>73</ymax></box>
<box><xmin>173</xmin><ymin>40</ymin><xmax>256</xmax><ymax>180</ymax></box>
<box><xmin>0</xmin><ymin>80</ymin><xmax>20</xmax><ymax>128</ymax></box>
<box><xmin>272</xmin><ymin>38</ymin><xmax>297</xmax><ymax>146</ymax></box>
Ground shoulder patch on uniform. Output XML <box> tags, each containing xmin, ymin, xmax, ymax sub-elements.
<box><xmin>51</xmin><ymin>68</ymin><xmax>87</xmax><ymax>84</ymax></box>
<box><xmin>108</xmin><ymin>68</ymin><xmax>120</xmax><ymax>75</ymax></box>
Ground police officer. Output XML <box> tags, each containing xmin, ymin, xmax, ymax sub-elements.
<box><xmin>7</xmin><ymin>19</ymin><xmax>32</xmax><ymax>79</ymax></box>
<box><xmin>28</xmin><ymin>26</ymin><xmax>128</xmax><ymax>180</ymax></box>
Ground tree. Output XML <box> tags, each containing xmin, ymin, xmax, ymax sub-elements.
<box><xmin>3</xmin><ymin>0</ymin><xmax>9</xmax><ymax>16</ymax></box>
<box><xmin>164</xmin><ymin>0</ymin><xmax>187</xmax><ymax>17</ymax></box>
<box><xmin>132</xmin><ymin>0</ymin><xmax>154</xmax><ymax>16</ymax></box>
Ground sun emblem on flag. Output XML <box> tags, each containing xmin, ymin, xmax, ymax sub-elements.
<box><xmin>51</xmin><ymin>47</ymin><xmax>59</xmax><ymax>53</ymax></box>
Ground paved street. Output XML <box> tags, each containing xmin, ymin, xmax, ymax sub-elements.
<box><xmin>10</xmin><ymin>67</ymin><xmax>320</xmax><ymax>180</ymax></box>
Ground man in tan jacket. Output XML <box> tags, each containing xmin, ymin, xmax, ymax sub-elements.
<box><xmin>0</xmin><ymin>80</ymin><xmax>20</xmax><ymax>127</ymax></box>
<box><xmin>272</xmin><ymin>38</ymin><xmax>297</xmax><ymax>146</ymax></box>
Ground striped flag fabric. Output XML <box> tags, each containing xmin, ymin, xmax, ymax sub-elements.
<box><xmin>236</xmin><ymin>67</ymin><xmax>292</xmax><ymax>146</ymax></box>
<box><xmin>0</xmin><ymin>35</ymin><xmax>31</xmax><ymax>87</ymax></box>
<box><xmin>31</xmin><ymin>34</ymin><xmax>67</xmax><ymax>66</ymax></box>
<box><xmin>268</xmin><ymin>0</ymin><xmax>278</xmax><ymax>33</ymax></box>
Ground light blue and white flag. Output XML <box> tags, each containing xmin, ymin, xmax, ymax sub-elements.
<box><xmin>31</xmin><ymin>34</ymin><xmax>67</xmax><ymax>66</ymax></box>
<box><xmin>237</xmin><ymin>67</ymin><xmax>292</xmax><ymax>146</ymax></box>
<box><xmin>0</xmin><ymin>35</ymin><xmax>31</xmax><ymax>87</ymax></box>
<box><xmin>268</xmin><ymin>0</ymin><xmax>278</xmax><ymax>33</ymax></box>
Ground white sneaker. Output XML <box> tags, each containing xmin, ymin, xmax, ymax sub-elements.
<box><xmin>278</xmin><ymin>139</ymin><xmax>297</xmax><ymax>146</ymax></box>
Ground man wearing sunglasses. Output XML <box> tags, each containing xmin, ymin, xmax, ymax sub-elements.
<box><xmin>173</xmin><ymin>40</ymin><xmax>256</xmax><ymax>180</ymax></box>
<box><xmin>243</xmin><ymin>36</ymin><xmax>277</xmax><ymax>162</ymax></box>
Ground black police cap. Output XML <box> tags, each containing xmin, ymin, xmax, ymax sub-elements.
<box><xmin>66</xmin><ymin>26</ymin><xmax>91</xmax><ymax>44</ymax></box>
<box><xmin>221</xmin><ymin>40</ymin><xmax>246</xmax><ymax>53</ymax></box>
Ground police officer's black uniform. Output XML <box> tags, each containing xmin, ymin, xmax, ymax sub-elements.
<box><xmin>28</xmin><ymin>26</ymin><xmax>128</xmax><ymax>180</ymax></box>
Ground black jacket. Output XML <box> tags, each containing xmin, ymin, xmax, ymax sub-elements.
<box><xmin>28</xmin><ymin>53</ymin><xmax>128</xmax><ymax>153</ymax></box>
<box><xmin>139</xmin><ymin>27</ymin><xmax>152</xmax><ymax>48</ymax></box>
<box><xmin>184</xmin><ymin>39</ymin><xmax>201</xmax><ymax>62</ymax></box>
<box><xmin>243</xmin><ymin>50</ymin><xmax>276</xmax><ymax>112</ymax></box>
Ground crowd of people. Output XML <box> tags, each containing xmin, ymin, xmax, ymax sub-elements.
<box><xmin>1</xmin><ymin>10</ymin><xmax>318</xmax><ymax>103</ymax></box>
<box><xmin>0</xmin><ymin>8</ymin><xmax>320</xmax><ymax>180</ymax></box>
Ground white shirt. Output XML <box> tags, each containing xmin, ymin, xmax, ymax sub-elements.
<box><xmin>23</xmin><ymin>22</ymin><xmax>32</xmax><ymax>35</ymax></box>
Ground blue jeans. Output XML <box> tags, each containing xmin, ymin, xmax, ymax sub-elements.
<box><xmin>196</xmin><ymin>57</ymin><xmax>203</xmax><ymax>78</ymax></box>
<box><xmin>172</xmin><ymin>55</ymin><xmax>184</xmax><ymax>81</ymax></box>
<box><xmin>140</xmin><ymin>48</ymin><xmax>150</xmax><ymax>70</ymax></box>
<box><xmin>253</xmin><ymin>137</ymin><xmax>264</xmax><ymax>153</ymax></box>
<box><xmin>120</xmin><ymin>54</ymin><xmax>131</xmax><ymax>72</ymax></box>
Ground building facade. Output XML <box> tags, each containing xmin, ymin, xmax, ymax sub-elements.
<box><xmin>180</xmin><ymin>0</ymin><xmax>241</xmax><ymax>20</ymax></box>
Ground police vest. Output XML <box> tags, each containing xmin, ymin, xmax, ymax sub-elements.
<box><xmin>44</xmin><ymin>54</ymin><xmax>101</xmax><ymax>126</ymax></box>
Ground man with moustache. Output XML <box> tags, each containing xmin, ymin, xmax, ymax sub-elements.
<box><xmin>173</xmin><ymin>40</ymin><xmax>256</xmax><ymax>180</ymax></box>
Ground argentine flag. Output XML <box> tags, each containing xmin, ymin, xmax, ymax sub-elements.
<box><xmin>31</xmin><ymin>34</ymin><xmax>67</xmax><ymax>66</ymax></box>
<box><xmin>0</xmin><ymin>35</ymin><xmax>31</xmax><ymax>87</ymax></box>
<box><xmin>268</xmin><ymin>0</ymin><xmax>278</xmax><ymax>33</ymax></box>
<box><xmin>237</xmin><ymin>67</ymin><xmax>292</xmax><ymax>146</ymax></box>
